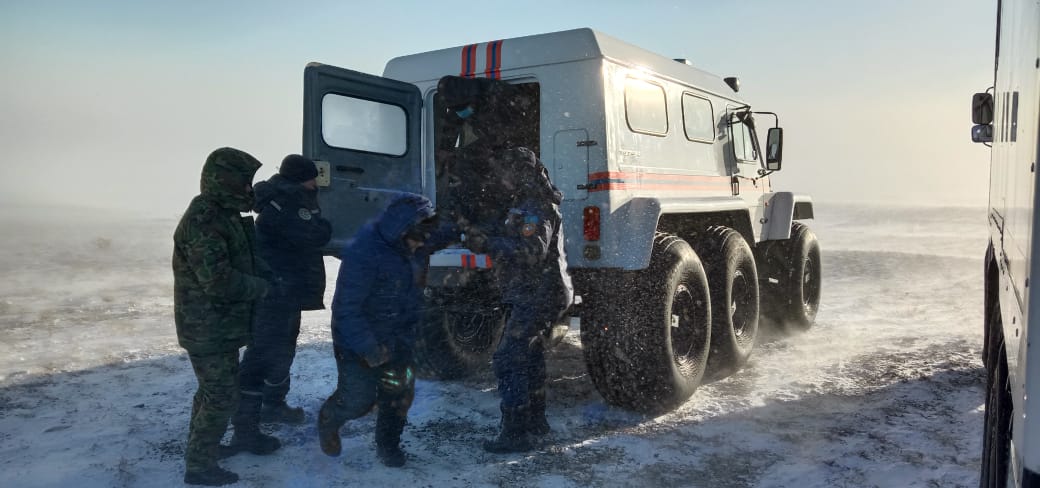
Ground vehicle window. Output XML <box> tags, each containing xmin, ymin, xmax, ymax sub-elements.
<box><xmin>682</xmin><ymin>93</ymin><xmax>714</xmax><ymax>143</ymax></box>
<box><xmin>730</xmin><ymin>114</ymin><xmax>758</xmax><ymax>162</ymax></box>
<box><xmin>625</xmin><ymin>77</ymin><xmax>668</xmax><ymax>135</ymax></box>
<box><xmin>321</xmin><ymin>94</ymin><xmax>407</xmax><ymax>156</ymax></box>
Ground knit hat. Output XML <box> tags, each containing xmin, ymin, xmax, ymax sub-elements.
<box><xmin>279</xmin><ymin>154</ymin><xmax>319</xmax><ymax>183</ymax></box>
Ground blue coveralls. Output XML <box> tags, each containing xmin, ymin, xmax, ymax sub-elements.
<box><xmin>485</xmin><ymin>197</ymin><xmax>573</xmax><ymax>409</ymax></box>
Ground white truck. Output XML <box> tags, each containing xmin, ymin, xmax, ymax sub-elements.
<box><xmin>971</xmin><ymin>0</ymin><xmax>1040</xmax><ymax>486</ymax></box>
<box><xmin>305</xmin><ymin>28</ymin><xmax>819</xmax><ymax>413</ymax></box>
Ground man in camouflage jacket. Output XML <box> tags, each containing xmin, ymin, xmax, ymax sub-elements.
<box><xmin>173</xmin><ymin>147</ymin><xmax>272</xmax><ymax>486</ymax></box>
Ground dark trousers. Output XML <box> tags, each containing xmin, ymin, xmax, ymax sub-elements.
<box><xmin>186</xmin><ymin>350</ymin><xmax>239</xmax><ymax>472</ymax></box>
<box><xmin>493</xmin><ymin>304</ymin><xmax>549</xmax><ymax>409</ymax></box>
<box><xmin>238</xmin><ymin>297</ymin><xmax>302</xmax><ymax>403</ymax></box>
<box><xmin>320</xmin><ymin>348</ymin><xmax>415</xmax><ymax>447</ymax></box>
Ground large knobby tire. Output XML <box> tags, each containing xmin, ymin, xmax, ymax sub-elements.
<box><xmin>980</xmin><ymin>304</ymin><xmax>1011</xmax><ymax>488</ymax></box>
<box><xmin>760</xmin><ymin>221</ymin><xmax>821</xmax><ymax>334</ymax></box>
<box><xmin>580</xmin><ymin>233</ymin><xmax>711</xmax><ymax>413</ymax></box>
<box><xmin>414</xmin><ymin>296</ymin><xmax>506</xmax><ymax>380</ymax></box>
<box><xmin>693</xmin><ymin>226</ymin><xmax>760</xmax><ymax>380</ymax></box>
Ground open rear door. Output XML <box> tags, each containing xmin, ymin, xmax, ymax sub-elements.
<box><xmin>303</xmin><ymin>63</ymin><xmax>423</xmax><ymax>254</ymax></box>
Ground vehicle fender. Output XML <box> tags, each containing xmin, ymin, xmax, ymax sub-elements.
<box><xmin>760</xmin><ymin>192</ymin><xmax>814</xmax><ymax>241</ymax></box>
<box><xmin>609</xmin><ymin>196</ymin><xmax>753</xmax><ymax>270</ymax></box>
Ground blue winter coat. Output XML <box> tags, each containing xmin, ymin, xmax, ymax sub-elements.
<box><xmin>253</xmin><ymin>175</ymin><xmax>332</xmax><ymax>310</ymax></box>
<box><xmin>485</xmin><ymin>196</ymin><xmax>574</xmax><ymax>318</ymax></box>
<box><xmin>330</xmin><ymin>198</ymin><xmax>457</xmax><ymax>362</ymax></box>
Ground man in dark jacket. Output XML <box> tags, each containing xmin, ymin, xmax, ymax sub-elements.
<box><xmin>464</xmin><ymin>147</ymin><xmax>573</xmax><ymax>453</ymax></box>
<box><xmin>317</xmin><ymin>193</ymin><xmax>455</xmax><ymax>467</ymax></box>
<box><xmin>229</xmin><ymin>155</ymin><xmax>332</xmax><ymax>452</ymax></box>
<box><xmin>173</xmin><ymin>147</ymin><xmax>270</xmax><ymax>486</ymax></box>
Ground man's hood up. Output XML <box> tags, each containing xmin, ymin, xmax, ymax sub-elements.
<box><xmin>200</xmin><ymin>147</ymin><xmax>262</xmax><ymax>211</ymax></box>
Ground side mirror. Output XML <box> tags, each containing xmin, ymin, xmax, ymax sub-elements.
<box><xmin>972</xmin><ymin>124</ymin><xmax>993</xmax><ymax>143</ymax></box>
<box><xmin>765</xmin><ymin>127</ymin><xmax>783</xmax><ymax>171</ymax></box>
<box><xmin>972</xmin><ymin>92</ymin><xmax>993</xmax><ymax>125</ymax></box>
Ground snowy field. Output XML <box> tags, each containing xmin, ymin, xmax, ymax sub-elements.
<box><xmin>0</xmin><ymin>203</ymin><xmax>987</xmax><ymax>487</ymax></box>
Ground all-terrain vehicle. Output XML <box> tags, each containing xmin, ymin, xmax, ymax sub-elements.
<box><xmin>305</xmin><ymin>28</ymin><xmax>820</xmax><ymax>413</ymax></box>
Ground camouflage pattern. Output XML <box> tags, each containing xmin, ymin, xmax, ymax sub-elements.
<box><xmin>173</xmin><ymin>147</ymin><xmax>269</xmax><ymax>355</ymax></box>
<box><xmin>185</xmin><ymin>351</ymin><xmax>239</xmax><ymax>472</ymax></box>
<box><xmin>173</xmin><ymin>147</ymin><xmax>266</xmax><ymax>474</ymax></box>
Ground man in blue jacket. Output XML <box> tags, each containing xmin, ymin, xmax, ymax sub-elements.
<box><xmin>317</xmin><ymin>193</ymin><xmax>453</xmax><ymax>467</ymax></box>
<box><xmin>228</xmin><ymin>155</ymin><xmax>331</xmax><ymax>455</ymax></box>
<box><xmin>464</xmin><ymin>147</ymin><xmax>573</xmax><ymax>453</ymax></box>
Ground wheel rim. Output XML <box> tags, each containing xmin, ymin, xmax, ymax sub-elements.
<box><xmin>671</xmin><ymin>282</ymin><xmax>708</xmax><ymax>374</ymax></box>
<box><xmin>449</xmin><ymin>310</ymin><xmax>499</xmax><ymax>353</ymax></box>
<box><xmin>801</xmin><ymin>254</ymin><xmax>820</xmax><ymax>315</ymax></box>
<box><xmin>731</xmin><ymin>270</ymin><xmax>754</xmax><ymax>337</ymax></box>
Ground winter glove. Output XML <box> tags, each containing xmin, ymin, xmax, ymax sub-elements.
<box><xmin>463</xmin><ymin>227</ymin><xmax>489</xmax><ymax>254</ymax></box>
<box><xmin>362</xmin><ymin>345</ymin><xmax>391</xmax><ymax>368</ymax></box>
<box><xmin>379</xmin><ymin>365</ymin><xmax>415</xmax><ymax>394</ymax></box>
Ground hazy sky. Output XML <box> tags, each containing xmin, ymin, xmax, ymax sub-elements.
<box><xmin>0</xmin><ymin>0</ymin><xmax>994</xmax><ymax>216</ymax></box>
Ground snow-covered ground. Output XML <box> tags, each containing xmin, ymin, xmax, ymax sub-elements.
<box><xmin>0</xmin><ymin>203</ymin><xmax>987</xmax><ymax>487</ymax></box>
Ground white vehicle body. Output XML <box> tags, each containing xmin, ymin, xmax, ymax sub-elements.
<box><xmin>974</xmin><ymin>0</ymin><xmax>1040</xmax><ymax>486</ymax></box>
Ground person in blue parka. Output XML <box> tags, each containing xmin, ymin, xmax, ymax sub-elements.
<box><xmin>229</xmin><ymin>154</ymin><xmax>331</xmax><ymax>457</ymax></box>
<box><xmin>463</xmin><ymin>147</ymin><xmax>574</xmax><ymax>453</ymax></box>
<box><xmin>317</xmin><ymin>192</ymin><xmax>456</xmax><ymax>467</ymax></box>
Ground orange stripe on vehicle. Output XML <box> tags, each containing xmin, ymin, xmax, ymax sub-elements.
<box><xmin>589</xmin><ymin>183</ymin><xmax>736</xmax><ymax>192</ymax></box>
<box><xmin>588</xmin><ymin>171</ymin><xmax>734</xmax><ymax>183</ymax></box>
<box><xmin>586</xmin><ymin>171</ymin><xmax>769</xmax><ymax>193</ymax></box>
<box><xmin>484</xmin><ymin>40</ymin><xmax>503</xmax><ymax>79</ymax></box>
<box><xmin>460</xmin><ymin>44</ymin><xmax>478</xmax><ymax>78</ymax></box>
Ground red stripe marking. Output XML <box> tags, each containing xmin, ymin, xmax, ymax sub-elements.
<box><xmin>494</xmin><ymin>40</ymin><xmax>504</xmax><ymax>79</ymax></box>
<box><xmin>588</xmin><ymin>171</ymin><xmax>734</xmax><ymax>183</ymax></box>
<box><xmin>587</xmin><ymin>171</ymin><xmax>768</xmax><ymax>193</ymax></box>
<box><xmin>589</xmin><ymin>183</ymin><xmax>734</xmax><ymax>192</ymax></box>
<box><xmin>588</xmin><ymin>183</ymin><xmax>767</xmax><ymax>193</ymax></box>
<box><xmin>460</xmin><ymin>44</ymin><xmax>478</xmax><ymax>78</ymax></box>
<box><xmin>483</xmin><ymin>40</ymin><xmax>503</xmax><ymax>79</ymax></box>
<box><xmin>484</xmin><ymin>41</ymin><xmax>494</xmax><ymax>78</ymax></box>
<box><xmin>459</xmin><ymin>46</ymin><xmax>466</xmax><ymax>77</ymax></box>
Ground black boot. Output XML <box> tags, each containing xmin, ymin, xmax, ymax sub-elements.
<box><xmin>483</xmin><ymin>405</ymin><xmax>533</xmax><ymax>453</ymax></box>
<box><xmin>184</xmin><ymin>465</ymin><xmax>239</xmax><ymax>486</ymax></box>
<box><xmin>261</xmin><ymin>379</ymin><xmax>306</xmax><ymax>424</ymax></box>
<box><xmin>317</xmin><ymin>402</ymin><xmax>342</xmax><ymax>457</ymax></box>
<box><xmin>260</xmin><ymin>400</ymin><xmax>306</xmax><ymax>425</ymax></box>
<box><xmin>375</xmin><ymin>411</ymin><xmax>408</xmax><ymax>467</ymax></box>
<box><xmin>229</xmin><ymin>393</ymin><xmax>281</xmax><ymax>456</ymax></box>
<box><xmin>527</xmin><ymin>390</ymin><xmax>551</xmax><ymax>436</ymax></box>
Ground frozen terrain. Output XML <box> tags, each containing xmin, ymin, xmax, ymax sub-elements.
<box><xmin>0</xmin><ymin>203</ymin><xmax>987</xmax><ymax>487</ymax></box>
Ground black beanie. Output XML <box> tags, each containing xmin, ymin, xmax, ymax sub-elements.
<box><xmin>279</xmin><ymin>154</ymin><xmax>319</xmax><ymax>183</ymax></box>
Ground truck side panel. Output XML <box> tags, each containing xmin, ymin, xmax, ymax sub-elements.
<box><xmin>990</xmin><ymin>0</ymin><xmax>1040</xmax><ymax>480</ymax></box>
